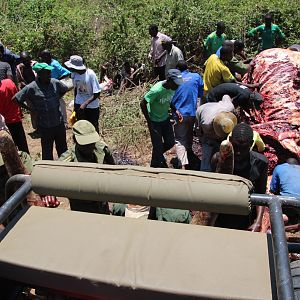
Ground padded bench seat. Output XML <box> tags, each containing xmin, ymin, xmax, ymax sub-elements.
<box><xmin>0</xmin><ymin>207</ymin><xmax>273</xmax><ymax>299</ymax></box>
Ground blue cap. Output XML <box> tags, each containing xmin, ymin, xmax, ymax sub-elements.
<box><xmin>166</xmin><ymin>69</ymin><xmax>183</xmax><ymax>86</ymax></box>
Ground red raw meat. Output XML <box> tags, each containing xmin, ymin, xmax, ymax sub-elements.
<box><xmin>244</xmin><ymin>49</ymin><xmax>300</xmax><ymax>165</ymax></box>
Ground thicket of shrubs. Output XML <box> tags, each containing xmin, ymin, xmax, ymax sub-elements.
<box><xmin>1</xmin><ymin>0</ymin><xmax>299</xmax><ymax>72</ymax></box>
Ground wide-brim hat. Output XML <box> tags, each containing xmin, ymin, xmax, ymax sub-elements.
<box><xmin>65</xmin><ymin>55</ymin><xmax>86</xmax><ymax>71</ymax></box>
<box><xmin>72</xmin><ymin>120</ymin><xmax>99</xmax><ymax>145</ymax></box>
<box><xmin>213</xmin><ymin>112</ymin><xmax>237</xmax><ymax>138</ymax></box>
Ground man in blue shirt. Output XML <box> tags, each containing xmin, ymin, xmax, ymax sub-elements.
<box><xmin>270</xmin><ymin>158</ymin><xmax>300</xmax><ymax>229</ymax></box>
<box><xmin>0</xmin><ymin>42</ymin><xmax>19</xmax><ymax>82</ymax></box>
<box><xmin>270</xmin><ymin>158</ymin><xmax>300</xmax><ymax>197</ymax></box>
<box><xmin>172</xmin><ymin>60</ymin><xmax>204</xmax><ymax>169</ymax></box>
<box><xmin>40</xmin><ymin>49</ymin><xmax>71</xmax><ymax>80</ymax></box>
<box><xmin>40</xmin><ymin>49</ymin><xmax>72</xmax><ymax>127</ymax></box>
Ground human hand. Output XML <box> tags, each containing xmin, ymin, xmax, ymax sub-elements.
<box><xmin>248</xmin><ymin>221</ymin><xmax>261</xmax><ymax>232</ymax></box>
<box><xmin>155</xmin><ymin>58</ymin><xmax>161</xmax><ymax>65</ymax></box>
<box><xmin>80</xmin><ymin>102</ymin><xmax>88</xmax><ymax>110</ymax></box>
<box><xmin>252</xmin><ymin>83</ymin><xmax>262</xmax><ymax>89</ymax></box>
<box><xmin>176</xmin><ymin>110</ymin><xmax>183</xmax><ymax>123</ymax></box>
<box><xmin>41</xmin><ymin>195</ymin><xmax>60</xmax><ymax>208</ymax></box>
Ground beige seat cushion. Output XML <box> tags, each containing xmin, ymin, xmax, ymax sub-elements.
<box><xmin>32</xmin><ymin>161</ymin><xmax>252</xmax><ymax>215</ymax></box>
<box><xmin>0</xmin><ymin>207</ymin><xmax>272</xmax><ymax>299</ymax></box>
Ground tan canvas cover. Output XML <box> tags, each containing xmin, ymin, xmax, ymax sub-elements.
<box><xmin>31</xmin><ymin>161</ymin><xmax>253</xmax><ymax>215</ymax></box>
<box><xmin>0</xmin><ymin>207</ymin><xmax>272</xmax><ymax>299</ymax></box>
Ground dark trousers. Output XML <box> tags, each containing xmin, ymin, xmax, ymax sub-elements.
<box><xmin>7</xmin><ymin>122</ymin><xmax>30</xmax><ymax>154</ymax></box>
<box><xmin>149</xmin><ymin>118</ymin><xmax>175</xmax><ymax>168</ymax></box>
<box><xmin>69</xmin><ymin>199</ymin><xmax>109</xmax><ymax>214</ymax></box>
<box><xmin>40</xmin><ymin>123</ymin><xmax>67</xmax><ymax>160</ymax></box>
<box><xmin>153</xmin><ymin>66</ymin><xmax>166</xmax><ymax>81</ymax></box>
<box><xmin>74</xmin><ymin>104</ymin><xmax>100</xmax><ymax>133</ymax></box>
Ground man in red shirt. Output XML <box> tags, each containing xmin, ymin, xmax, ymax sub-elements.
<box><xmin>0</xmin><ymin>79</ymin><xmax>29</xmax><ymax>153</ymax></box>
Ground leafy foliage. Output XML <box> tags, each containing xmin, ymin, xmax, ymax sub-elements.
<box><xmin>1</xmin><ymin>0</ymin><xmax>299</xmax><ymax>71</ymax></box>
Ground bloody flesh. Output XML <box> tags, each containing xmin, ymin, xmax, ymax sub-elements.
<box><xmin>245</xmin><ymin>48</ymin><xmax>300</xmax><ymax>169</ymax></box>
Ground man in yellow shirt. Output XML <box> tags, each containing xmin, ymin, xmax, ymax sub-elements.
<box><xmin>203</xmin><ymin>46</ymin><xmax>235</xmax><ymax>97</ymax></box>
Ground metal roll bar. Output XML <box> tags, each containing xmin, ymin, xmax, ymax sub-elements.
<box><xmin>1</xmin><ymin>176</ymin><xmax>300</xmax><ymax>299</ymax></box>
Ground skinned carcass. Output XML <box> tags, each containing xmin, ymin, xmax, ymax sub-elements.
<box><xmin>245</xmin><ymin>48</ymin><xmax>300</xmax><ymax>168</ymax></box>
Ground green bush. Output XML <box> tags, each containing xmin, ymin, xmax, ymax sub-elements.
<box><xmin>0</xmin><ymin>0</ymin><xmax>97</xmax><ymax>62</ymax></box>
<box><xmin>100</xmin><ymin>0</ymin><xmax>300</xmax><ymax>64</ymax></box>
<box><xmin>1</xmin><ymin>0</ymin><xmax>299</xmax><ymax>70</ymax></box>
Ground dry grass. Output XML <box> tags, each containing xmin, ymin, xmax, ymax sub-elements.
<box><xmin>99</xmin><ymin>84</ymin><xmax>152</xmax><ymax>166</ymax></box>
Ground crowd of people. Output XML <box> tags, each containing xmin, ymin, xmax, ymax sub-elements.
<box><xmin>0</xmin><ymin>13</ymin><xmax>299</xmax><ymax>231</ymax></box>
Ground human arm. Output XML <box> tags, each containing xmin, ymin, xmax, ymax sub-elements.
<box><xmin>229</xmin><ymin>58</ymin><xmax>250</xmax><ymax>77</ymax></box>
<box><xmin>80</xmin><ymin>92</ymin><xmax>100</xmax><ymax>110</ymax></box>
<box><xmin>236</xmin><ymin>81</ymin><xmax>261</xmax><ymax>89</ymax></box>
<box><xmin>247</xmin><ymin>25</ymin><xmax>262</xmax><ymax>38</ymax></box>
<box><xmin>276</xmin><ymin>26</ymin><xmax>285</xmax><ymax>41</ymax></box>
<box><xmin>198</xmin><ymin>76</ymin><xmax>204</xmax><ymax>99</ymax></box>
<box><xmin>285</xmin><ymin>223</ymin><xmax>300</xmax><ymax>233</ymax></box>
<box><xmin>12</xmin><ymin>85</ymin><xmax>32</xmax><ymax>111</ymax></box>
<box><xmin>149</xmin><ymin>39</ymin><xmax>154</xmax><ymax>60</ymax></box>
<box><xmin>249</xmin><ymin>158</ymin><xmax>269</xmax><ymax>232</ymax></box>
<box><xmin>16</xmin><ymin>65</ymin><xmax>26</xmax><ymax>88</ymax></box>
<box><xmin>140</xmin><ymin>98</ymin><xmax>151</xmax><ymax>125</ymax></box>
<box><xmin>177</xmin><ymin>49</ymin><xmax>184</xmax><ymax>61</ymax></box>
<box><xmin>170</xmin><ymin>102</ymin><xmax>183</xmax><ymax>122</ymax></box>
<box><xmin>155</xmin><ymin>51</ymin><xmax>167</xmax><ymax>65</ymax></box>
<box><xmin>203</xmin><ymin>35</ymin><xmax>211</xmax><ymax>51</ymax></box>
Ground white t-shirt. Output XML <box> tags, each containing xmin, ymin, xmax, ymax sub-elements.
<box><xmin>196</xmin><ymin>95</ymin><xmax>234</xmax><ymax>138</ymax></box>
<box><xmin>72</xmin><ymin>68</ymin><xmax>101</xmax><ymax>109</ymax></box>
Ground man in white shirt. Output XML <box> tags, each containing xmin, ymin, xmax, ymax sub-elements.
<box><xmin>196</xmin><ymin>95</ymin><xmax>237</xmax><ymax>172</ymax></box>
<box><xmin>65</xmin><ymin>55</ymin><xmax>101</xmax><ymax>132</ymax></box>
<box><xmin>148</xmin><ymin>24</ymin><xmax>171</xmax><ymax>81</ymax></box>
<box><xmin>161</xmin><ymin>40</ymin><xmax>184</xmax><ymax>76</ymax></box>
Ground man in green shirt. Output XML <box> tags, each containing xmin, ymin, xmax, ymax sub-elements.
<box><xmin>140</xmin><ymin>69</ymin><xmax>183</xmax><ymax>167</ymax></box>
<box><xmin>247</xmin><ymin>13</ymin><xmax>285</xmax><ymax>51</ymax></box>
<box><xmin>59</xmin><ymin>120</ymin><xmax>114</xmax><ymax>213</ymax></box>
<box><xmin>227</xmin><ymin>40</ymin><xmax>250</xmax><ymax>77</ymax></box>
<box><xmin>204</xmin><ymin>22</ymin><xmax>226</xmax><ymax>58</ymax></box>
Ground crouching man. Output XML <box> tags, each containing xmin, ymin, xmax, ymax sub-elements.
<box><xmin>213</xmin><ymin>123</ymin><xmax>268</xmax><ymax>231</ymax></box>
<box><xmin>59</xmin><ymin>120</ymin><xmax>114</xmax><ymax>213</ymax></box>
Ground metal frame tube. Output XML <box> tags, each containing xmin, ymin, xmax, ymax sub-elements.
<box><xmin>251</xmin><ymin>194</ymin><xmax>296</xmax><ymax>300</ymax></box>
<box><xmin>0</xmin><ymin>175</ymin><xmax>32</xmax><ymax>224</ymax></box>
<box><xmin>5</xmin><ymin>174</ymin><xmax>31</xmax><ymax>200</ymax></box>
<box><xmin>1</xmin><ymin>176</ymin><xmax>299</xmax><ymax>299</ymax></box>
<box><xmin>268</xmin><ymin>200</ymin><xmax>294</xmax><ymax>300</ymax></box>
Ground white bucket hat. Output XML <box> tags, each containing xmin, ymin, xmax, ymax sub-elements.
<box><xmin>65</xmin><ymin>55</ymin><xmax>86</xmax><ymax>70</ymax></box>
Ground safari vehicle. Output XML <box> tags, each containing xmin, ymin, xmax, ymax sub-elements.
<box><xmin>0</xmin><ymin>161</ymin><xmax>300</xmax><ymax>300</ymax></box>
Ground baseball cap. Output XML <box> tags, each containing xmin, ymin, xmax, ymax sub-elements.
<box><xmin>32</xmin><ymin>63</ymin><xmax>54</xmax><ymax>72</ymax></box>
<box><xmin>166</xmin><ymin>69</ymin><xmax>183</xmax><ymax>86</ymax></box>
<box><xmin>72</xmin><ymin>120</ymin><xmax>99</xmax><ymax>145</ymax></box>
<box><xmin>213</xmin><ymin>112</ymin><xmax>237</xmax><ymax>138</ymax></box>
<box><xmin>65</xmin><ymin>55</ymin><xmax>86</xmax><ymax>71</ymax></box>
